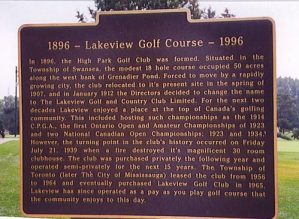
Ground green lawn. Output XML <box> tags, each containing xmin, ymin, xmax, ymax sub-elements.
<box><xmin>0</xmin><ymin>140</ymin><xmax>21</xmax><ymax>216</ymax></box>
<box><xmin>277</xmin><ymin>139</ymin><xmax>299</xmax><ymax>219</ymax></box>
<box><xmin>0</xmin><ymin>140</ymin><xmax>298</xmax><ymax>218</ymax></box>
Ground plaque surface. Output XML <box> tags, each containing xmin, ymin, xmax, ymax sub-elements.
<box><xmin>19</xmin><ymin>10</ymin><xmax>277</xmax><ymax>218</ymax></box>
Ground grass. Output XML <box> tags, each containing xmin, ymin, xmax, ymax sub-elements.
<box><xmin>0</xmin><ymin>140</ymin><xmax>21</xmax><ymax>216</ymax></box>
<box><xmin>277</xmin><ymin>139</ymin><xmax>299</xmax><ymax>219</ymax></box>
<box><xmin>0</xmin><ymin>140</ymin><xmax>298</xmax><ymax>218</ymax></box>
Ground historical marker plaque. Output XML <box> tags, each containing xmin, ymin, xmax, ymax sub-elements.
<box><xmin>19</xmin><ymin>10</ymin><xmax>277</xmax><ymax>218</ymax></box>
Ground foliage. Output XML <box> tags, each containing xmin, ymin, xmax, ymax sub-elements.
<box><xmin>77</xmin><ymin>0</ymin><xmax>235</xmax><ymax>22</ymax></box>
<box><xmin>0</xmin><ymin>96</ymin><xmax>19</xmax><ymax>134</ymax></box>
<box><xmin>0</xmin><ymin>120</ymin><xmax>3</xmax><ymax>131</ymax></box>
<box><xmin>278</xmin><ymin>132</ymin><xmax>293</xmax><ymax>141</ymax></box>
<box><xmin>221</xmin><ymin>8</ymin><xmax>236</xmax><ymax>18</ymax></box>
<box><xmin>277</xmin><ymin>93</ymin><xmax>298</xmax><ymax>133</ymax></box>
<box><xmin>292</xmin><ymin>128</ymin><xmax>299</xmax><ymax>140</ymax></box>
<box><xmin>0</xmin><ymin>99</ymin><xmax>4</xmax><ymax>131</ymax></box>
<box><xmin>277</xmin><ymin>77</ymin><xmax>299</xmax><ymax>133</ymax></box>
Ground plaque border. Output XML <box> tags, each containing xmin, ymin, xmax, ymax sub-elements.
<box><xmin>18</xmin><ymin>8</ymin><xmax>277</xmax><ymax>219</ymax></box>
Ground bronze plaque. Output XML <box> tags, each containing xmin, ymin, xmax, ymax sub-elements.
<box><xmin>19</xmin><ymin>10</ymin><xmax>277</xmax><ymax>218</ymax></box>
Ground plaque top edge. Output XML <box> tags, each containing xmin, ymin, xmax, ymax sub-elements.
<box><xmin>18</xmin><ymin>8</ymin><xmax>275</xmax><ymax>33</ymax></box>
